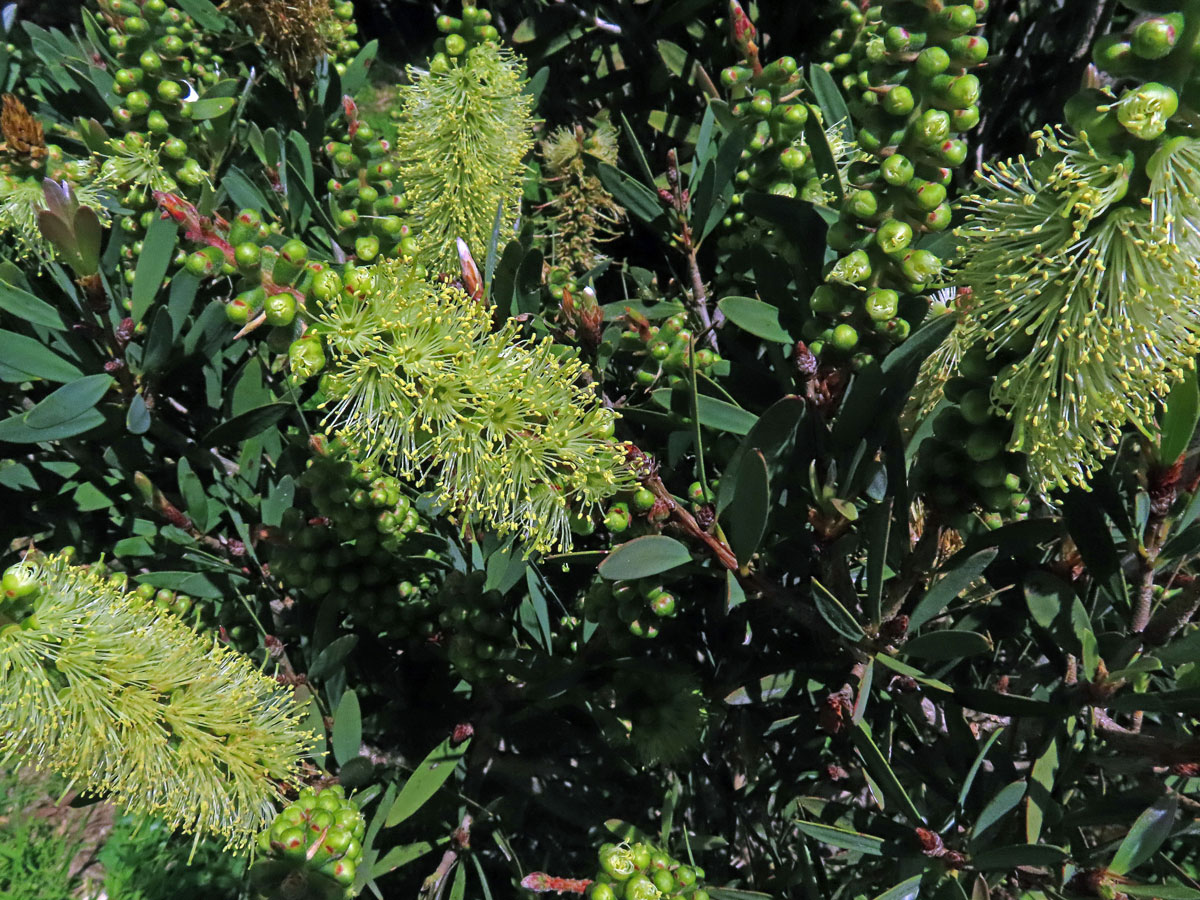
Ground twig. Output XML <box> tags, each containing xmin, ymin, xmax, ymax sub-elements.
<box><xmin>665</xmin><ymin>149</ymin><xmax>721</xmax><ymax>352</ymax></box>
<box><xmin>421</xmin><ymin>814</ymin><xmax>473</xmax><ymax>900</ymax></box>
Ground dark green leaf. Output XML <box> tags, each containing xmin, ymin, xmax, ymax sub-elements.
<box><xmin>125</xmin><ymin>393</ymin><xmax>150</xmax><ymax>434</ymax></box>
<box><xmin>812</xmin><ymin>579</ymin><xmax>865</xmax><ymax>640</ymax></box>
<box><xmin>23</xmin><ymin>374</ymin><xmax>112</xmax><ymax>429</ymax></box>
<box><xmin>1027</xmin><ymin>736</ymin><xmax>1059</xmax><ymax>843</ymax></box>
<box><xmin>871</xmin><ymin>875</ymin><xmax>923</xmax><ymax>900</ymax></box>
<box><xmin>908</xmin><ymin>549</ymin><xmax>998</xmax><ymax>631</ymax></box>
<box><xmin>852</xmin><ymin>721</ymin><xmax>923</xmax><ymax>822</ymax></box>
<box><xmin>1159</xmin><ymin>370</ymin><xmax>1199</xmax><ymax>463</ymax></box>
<box><xmin>970</xmin><ymin>844</ymin><xmax>1067</xmax><ymax>871</ymax></box>
<box><xmin>1110</xmin><ymin>795</ymin><xmax>1178</xmax><ymax>876</ymax></box>
<box><xmin>140</xmin><ymin>307</ymin><xmax>175</xmax><ymax>374</ymax></box>
<box><xmin>332</xmin><ymin>689</ymin><xmax>362</xmax><ymax>767</ymax></box>
<box><xmin>955</xmin><ymin>687</ymin><xmax>1067</xmax><ymax>717</ymax></box>
<box><xmin>132</xmin><ymin>215</ymin><xmax>177</xmax><ymax>322</ymax></box>
<box><xmin>0</xmin><ymin>280</ymin><xmax>66</xmax><ymax>330</ymax></box>
<box><xmin>795</xmin><ymin>821</ymin><xmax>884</xmax><ymax>856</ymax></box>
<box><xmin>724</xmin><ymin>671</ymin><xmax>796</xmax><ymax>705</ymax></box>
<box><xmin>187</xmin><ymin>97</ymin><xmax>235</xmax><ymax>120</ymax></box>
<box><xmin>971</xmin><ymin>781</ymin><xmax>1026</xmax><ymax>841</ymax></box>
<box><xmin>957</xmin><ymin>728</ymin><xmax>1005</xmax><ymax>812</ymax></box>
<box><xmin>717</xmin><ymin>296</ymin><xmax>790</xmax><ymax>343</ymax></box>
<box><xmin>873</xmin><ymin>653</ymin><xmax>952</xmax><ymax>692</ymax></box>
<box><xmin>808</xmin><ymin>64</ymin><xmax>852</xmax><ymax>140</ymax></box>
<box><xmin>133</xmin><ymin>571</ymin><xmax>222</xmax><ymax>598</ymax></box>
<box><xmin>596</xmin><ymin>162</ymin><xmax>664</xmax><ymax>225</ymax></box>
<box><xmin>726</xmin><ymin>450</ymin><xmax>769</xmax><ymax>567</ymax></box>
<box><xmin>340</xmin><ymin>39</ymin><xmax>379</xmax><ymax>95</ymax></box>
<box><xmin>309</xmin><ymin>635</ymin><xmax>359</xmax><ymax>681</ymax></box>
<box><xmin>0</xmin><ymin>330</ymin><xmax>81</xmax><ymax>382</ymax></box>
<box><xmin>370</xmin><ymin>842</ymin><xmax>435</xmax><ymax>879</ymax></box>
<box><xmin>901</xmin><ymin>630</ymin><xmax>993</xmax><ymax>661</ymax></box>
<box><xmin>1122</xmin><ymin>884</ymin><xmax>1200</xmax><ymax>899</ymax></box>
<box><xmin>599</xmin><ymin>535</ymin><xmax>692</xmax><ymax>580</ymax></box>
<box><xmin>650</xmin><ymin>389</ymin><xmax>756</xmax><ymax>434</ymax></box>
<box><xmin>385</xmin><ymin>736</ymin><xmax>471</xmax><ymax>827</ymax></box>
<box><xmin>203</xmin><ymin>402</ymin><xmax>292</xmax><ymax>447</ymax></box>
<box><xmin>717</xmin><ymin>395</ymin><xmax>804</xmax><ymax>516</ymax></box>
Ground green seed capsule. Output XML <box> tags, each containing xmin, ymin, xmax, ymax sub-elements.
<box><xmin>832</xmin><ymin>323</ymin><xmax>859</xmax><ymax>351</ymax></box>
<box><xmin>882</xmin><ymin>85</ymin><xmax>914</xmax><ymax>116</ymax></box>
<box><xmin>139</xmin><ymin>50</ymin><xmax>163</xmax><ymax>74</ymax></box>
<box><xmin>910</xmin><ymin>109</ymin><xmax>951</xmax><ymax>147</ymax></box>
<box><xmin>1131</xmin><ymin>13</ymin><xmax>1183</xmax><ymax>59</ymax></box>
<box><xmin>865</xmin><ymin>288</ymin><xmax>899</xmax><ymax>321</ymax></box>
<box><xmin>1093</xmin><ymin>34</ymin><xmax>1137</xmax><ymax>75</ymax></box>
<box><xmin>916</xmin><ymin>46</ymin><xmax>951</xmax><ymax>76</ymax></box>
<box><xmin>849</xmin><ymin>189</ymin><xmax>878</xmax><ymax>218</ymax></box>
<box><xmin>924</xmin><ymin>203</ymin><xmax>953</xmax><ymax>231</ymax></box>
<box><xmin>146</xmin><ymin>110</ymin><xmax>169</xmax><ymax>133</ymax></box>
<box><xmin>875</xmin><ymin>218</ymin><xmax>913</xmax><ymax>254</ymax></box>
<box><xmin>829</xmin><ymin>249</ymin><xmax>873</xmax><ymax>284</ymax></box>
<box><xmin>910</xmin><ymin>179</ymin><xmax>947</xmax><ymax>211</ymax></box>
<box><xmin>234</xmin><ymin>242</ymin><xmax>261</xmax><ymax>271</ymax></box>
<box><xmin>881</xmin><ymin>153</ymin><xmax>915</xmax><ymax>185</ymax></box>
<box><xmin>900</xmin><ymin>249</ymin><xmax>940</xmax><ymax>285</ymax></box>
<box><xmin>950</xmin><ymin>105</ymin><xmax>981</xmax><ymax>131</ymax></box>
<box><xmin>289</xmin><ymin>336</ymin><xmax>326</xmax><ymax>379</ymax></box>
<box><xmin>124</xmin><ymin>90</ymin><xmax>152</xmax><ymax>115</ymax></box>
<box><xmin>264</xmin><ymin>292</ymin><xmax>298</xmax><ymax>327</ymax></box>
<box><xmin>947</xmin><ymin>34</ymin><xmax>989</xmax><ymax>65</ymax></box>
<box><xmin>156</xmin><ymin>79</ymin><xmax>183</xmax><ymax>104</ymax></box>
<box><xmin>936</xmin><ymin>4</ymin><xmax>977</xmax><ymax>32</ymax></box>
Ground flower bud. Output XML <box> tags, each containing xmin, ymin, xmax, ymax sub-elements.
<box><xmin>1117</xmin><ymin>81</ymin><xmax>1179</xmax><ymax>139</ymax></box>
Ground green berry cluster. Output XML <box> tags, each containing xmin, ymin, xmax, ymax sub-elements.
<box><xmin>252</xmin><ymin>785</ymin><xmax>364</xmax><ymax>900</ymax></box>
<box><xmin>912</xmin><ymin>343</ymin><xmax>1030</xmax><ymax>523</ymax></box>
<box><xmin>432</xmin><ymin>4</ymin><xmax>501</xmax><ymax>66</ymax></box>
<box><xmin>583</xmin><ymin>577</ymin><xmax>680</xmax><ymax>642</ymax></box>
<box><xmin>270</xmin><ymin>450</ymin><xmax>436</xmax><ymax>636</ymax></box>
<box><xmin>97</xmin><ymin>0</ymin><xmax>220</xmax><ymax>228</ymax></box>
<box><xmin>1078</xmin><ymin>3</ymin><xmax>1192</xmax><ymax>146</ymax></box>
<box><xmin>720</xmin><ymin>54</ymin><xmax>826</xmax><ymax>205</ymax></box>
<box><xmin>808</xmin><ymin>0</ymin><xmax>987</xmax><ymax>361</ymax></box>
<box><xmin>431</xmin><ymin>571</ymin><xmax>513</xmax><ymax>682</ymax></box>
<box><xmin>821</xmin><ymin>1</ymin><xmax>878</xmax><ymax>77</ymax></box>
<box><xmin>616</xmin><ymin>312</ymin><xmax>725</xmax><ymax>392</ymax></box>
<box><xmin>591</xmin><ymin>841</ymin><xmax>709</xmax><ymax>900</ymax></box>
<box><xmin>325</xmin><ymin>102</ymin><xmax>415</xmax><ymax>264</ymax></box>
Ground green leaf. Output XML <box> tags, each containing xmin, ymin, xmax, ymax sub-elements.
<box><xmin>202</xmin><ymin>402</ymin><xmax>292</xmax><ymax>446</ymax></box>
<box><xmin>340</xmin><ymin>39</ymin><xmax>379</xmax><ymax>95</ymax></box>
<box><xmin>852</xmin><ymin>721</ymin><xmax>923</xmax><ymax>822</ymax></box>
<box><xmin>132</xmin><ymin>215</ymin><xmax>177</xmax><ymax>322</ymax></box>
<box><xmin>1122</xmin><ymin>884</ymin><xmax>1200</xmax><ymax>899</ymax></box>
<box><xmin>871</xmin><ymin>875</ymin><xmax>923</xmax><ymax>900</ymax></box>
<box><xmin>1159</xmin><ymin>371</ymin><xmax>1199</xmax><ymax>463</ymax></box>
<box><xmin>717</xmin><ymin>395</ymin><xmax>805</xmax><ymax>516</ymax></box>
<box><xmin>872</xmin><ymin>653</ymin><xmax>952</xmax><ymax>692</ymax></box>
<box><xmin>901</xmin><ymin>630</ymin><xmax>993</xmax><ymax>661</ymax></box>
<box><xmin>726</xmin><ymin>450</ymin><xmax>769</xmax><ymax>567</ymax></box>
<box><xmin>596</xmin><ymin>162</ymin><xmax>664</xmax><ymax>225</ymax></box>
<box><xmin>332</xmin><ymin>689</ymin><xmax>362</xmax><ymax>767</ymax></box>
<box><xmin>955</xmin><ymin>687</ymin><xmax>1066</xmax><ymax>717</ymax></box>
<box><xmin>17</xmin><ymin>374</ymin><xmax>113</xmax><ymax>433</ymax></box>
<box><xmin>864</xmin><ymin>499</ymin><xmax>892</xmax><ymax>625</ymax></box>
<box><xmin>1027</xmin><ymin>736</ymin><xmax>1059</xmax><ymax>843</ymax></box>
<box><xmin>0</xmin><ymin>330</ymin><xmax>82</xmax><ymax>382</ymax></box>
<box><xmin>140</xmin><ymin>306</ymin><xmax>175</xmax><ymax>374</ymax></box>
<box><xmin>717</xmin><ymin>296</ymin><xmax>791</xmax><ymax>343</ymax></box>
<box><xmin>0</xmin><ymin>279</ymin><xmax>66</xmax><ymax>330</ymax></box>
<box><xmin>599</xmin><ymin>535</ymin><xmax>692</xmax><ymax>580</ymax></box>
<box><xmin>908</xmin><ymin>549</ymin><xmax>998</xmax><ymax>631</ymax></box>
<box><xmin>957</xmin><ymin>728</ymin><xmax>1005</xmax><ymax>812</ymax></box>
<box><xmin>187</xmin><ymin>96</ymin><xmax>235</xmax><ymax>119</ymax></box>
<box><xmin>970</xmin><ymin>844</ymin><xmax>1067</xmax><ymax>871</ymax></box>
<box><xmin>133</xmin><ymin>570</ymin><xmax>222</xmax><ymax>598</ymax></box>
<box><xmin>724</xmin><ymin>671</ymin><xmax>796</xmax><ymax>705</ymax></box>
<box><xmin>1024</xmin><ymin>570</ymin><xmax>1072</xmax><ymax>630</ymax></box>
<box><xmin>125</xmin><ymin>392</ymin><xmax>150</xmax><ymax>434</ymax></box>
<box><xmin>650</xmin><ymin>389</ymin><xmax>757</xmax><ymax>434</ymax></box>
<box><xmin>795</xmin><ymin>821</ymin><xmax>884</xmax><ymax>856</ymax></box>
<box><xmin>808</xmin><ymin>64</ymin><xmax>852</xmax><ymax>141</ymax></box>
<box><xmin>971</xmin><ymin>780</ymin><xmax>1026</xmax><ymax>841</ymax></box>
<box><xmin>309</xmin><ymin>635</ymin><xmax>359</xmax><ymax>681</ymax></box>
<box><xmin>385</xmin><ymin>736</ymin><xmax>472</xmax><ymax>827</ymax></box>
<box><xmin>812</xmin><ymin>579</ymin><xmax>865</xmax><ymax>640</ymax></box>
<box><xmin>1110</xmin><ymin>794</ymin><xmax>1178</xmax><ymax>876</ymax></box>
<box><xmin>370</xmin><ymin>842</ymin><xmax>435</xmax><ymax>879</ymax></box>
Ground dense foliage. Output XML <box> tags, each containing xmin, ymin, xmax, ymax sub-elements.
<box><xmin>0</xmin><ymin>1</ymin><xmax>1199</xmax><ymax>899</ymax></box>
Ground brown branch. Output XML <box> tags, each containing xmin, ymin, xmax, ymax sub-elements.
<box><xmin>665</xmin><ymin>149</ymin><xmax>721</xmax><ymax>352</ymax></box>
<box><xmin>420</xmin><ymin>814</ymin><xmax>472</xmax><ymax>900</ymax></box>
<box><xmin>1144</xmin><ymin>582</ymin><xmax>1200</xmax><ymax>646</ymax></box>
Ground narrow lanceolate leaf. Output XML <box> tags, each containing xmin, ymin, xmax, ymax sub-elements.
<box><xmin>0</xmin><ymin>554</ymin><xmax>311</xmax><ymax>849</ymax></box>
<box><xmin>385</xmin><ymin>736</ymin><xmax>472</xmax><ymax>828</ymax></box>
<box><xmin>1110</xmin><ymin>795</ymin><xmax>1179</xmax><ymax>876</ymax></box>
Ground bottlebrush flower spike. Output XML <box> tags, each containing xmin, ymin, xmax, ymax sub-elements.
<box><xmin>0</xmin><ymin>554</ymin><xmax>312</xmax><ymax>851</ymax></box>
<box><xmin>954</xmin><ymin>127</ymin><xmax>1200</xmax><ymax>491</ymax></box>
<box><xmin>392</xmin><ymin>41</ymin><xmax>535</xmax><ymax>274</ymax></box>
<box><xmin>314</xmin><ymin>259</ymin><xmax>630</xmax><ymax>554</ymax></box>
<box><xmin>539</xmin><ymin>120</ymin><xmax>626</xmax><ymax>271</ymax></box>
